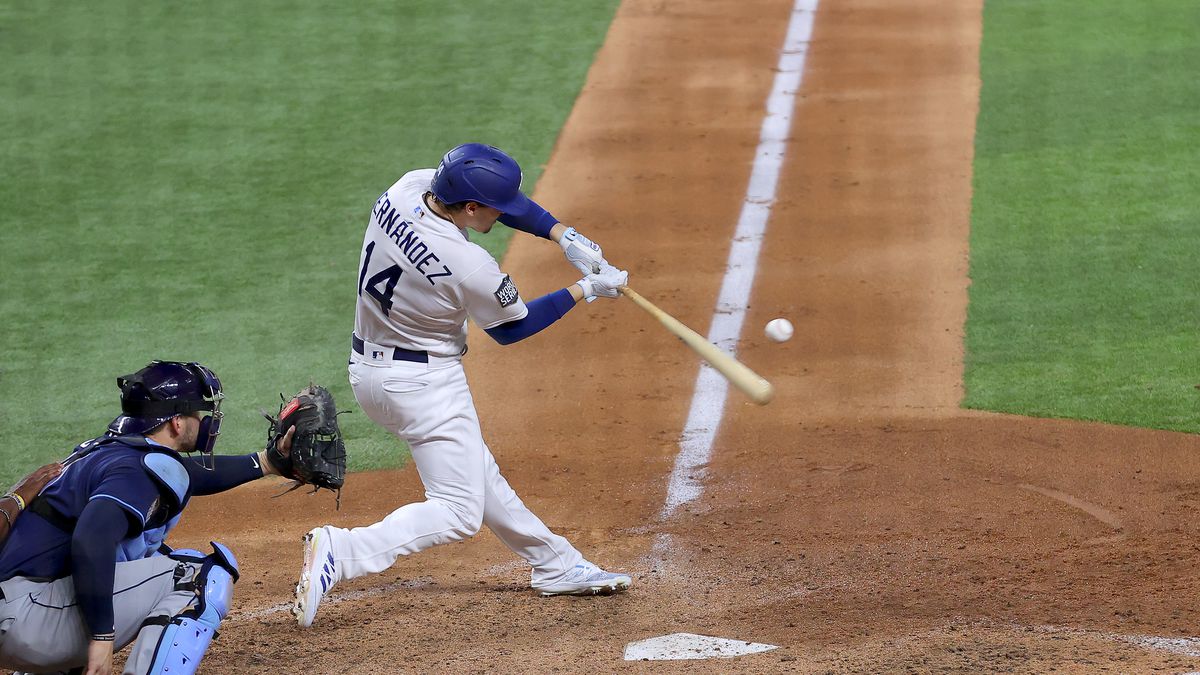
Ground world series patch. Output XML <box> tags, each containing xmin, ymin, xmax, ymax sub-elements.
<box><xmin>494</xmin><ymin>275</ymin><xmax>519</xmax><ymax>307</ymax></box>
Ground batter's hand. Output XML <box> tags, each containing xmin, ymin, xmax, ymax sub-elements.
<box><xmin>559</xmin><ymin>227</ymin><xmax>607</xmax><ymax>275</ymax></box>
<box><xmin>577</xmin><ymin>264</ymin><xmax>628</xmax><ymax>300</ymax></box>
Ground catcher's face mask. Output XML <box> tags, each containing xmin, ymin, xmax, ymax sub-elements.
<box><xmin>190</xmin><ymin>362</ymin><xmax>224</xmax><ymax>466</ymax></box>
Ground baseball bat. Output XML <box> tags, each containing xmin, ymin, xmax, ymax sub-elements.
<box><xmin>618</xmin><ymin>286</ymin><xmax>775</xmax><ymax>405</ymax></box>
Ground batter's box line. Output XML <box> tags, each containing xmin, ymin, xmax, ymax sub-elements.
<box><xmin>1026</xmin><ymin>623</ymin><xmax>1200</xmax><ymax>659</ymax></box>
<box><xmin>229</xmin><ymin>576</ymin><xmax>437</xmax><ymax>622</ymax></box>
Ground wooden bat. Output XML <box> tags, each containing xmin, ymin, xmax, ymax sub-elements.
<box><xmin>618</xmin><ymin>286</ymin><xmax>775</xmax><ymax>405</ymax></box>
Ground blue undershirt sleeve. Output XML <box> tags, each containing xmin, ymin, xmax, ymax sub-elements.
<box><xmin>498</xmin><ymin>201</ymin><xmax>559</xmax><ymax>239</ymax></box>
<box><xmin>72</xmin><ymin>498</ymin><xmax>135</xmax><ymax>639</ymax></box>
<box><xmin>484</xmin><ymin>288</ymin><xmax>577</xmax><ymax>345</ymax></box>
<box><xmin>185</xmin><ymin>454</ymin><xmax>265</xmax><ymax>496</ymax></box>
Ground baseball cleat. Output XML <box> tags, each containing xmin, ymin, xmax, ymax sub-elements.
<box><xmin>535</xmin><ymin>563</ymin><xmax>632</xmax><ymax>597</ymax></box>
<box><xmin>293</xmin><ymin>526</ymin><xmax>338</xmax><ymax>628</ymax></box>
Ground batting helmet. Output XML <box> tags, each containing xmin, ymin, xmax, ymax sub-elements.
<box><xmin>107</xmin><ymin>360</ymin><xmax>225</xmax><ymax>456</ymax></box>
<box><xmin>430</xmin><ymin>143</ymin><xmax>532</xmax><ymax>216</ymax></box>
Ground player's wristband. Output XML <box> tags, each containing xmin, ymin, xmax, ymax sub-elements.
<box><xmin>576</xmin><ymin>278</ymin><xmax>594</xmax><ymax>300</ymax></box>
<box><xmin>91</xmin><ymin>632</ymin><xmax>116</xmax><ymax>642</ymax></box>
<box><xmin>0</xmin><ymin>506</ymin><xmax>13</xmax><ymax>529</ymax></box>
<box><xmin>3</xmin><ymin>492</ymin><xmax>26</xmax><ymax>512</ymax></box>
<box><xmin>256</xmin><ymin>450</ymin><xmax>273</xmax><ymax>477</ymax></box>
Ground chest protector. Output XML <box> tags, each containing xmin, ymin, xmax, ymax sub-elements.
<box><xmin>29</xmin><ymin>436</ymin><xmax>191</xmax><ymax>560</ymax></box>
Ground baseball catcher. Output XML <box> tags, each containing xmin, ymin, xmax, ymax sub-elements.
<box><xmin>264</xmin><ymin>385</ymin><xmax>348</xmax><ymax>504</ymax></box>
<box><xmin>0</xmin><ymin>360</ymin><xmax>305</xmax><ymax>673</ymax></box>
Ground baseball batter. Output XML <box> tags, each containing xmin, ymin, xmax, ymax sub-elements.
<box><xmin>0</xmin><ymin>361</ymin><xmax>295</xmax><ymax>674</ymax></box>
<box><xmin>294</xmin><ymin>143</ymin><xmax>631</xmax><ymax>627</ymax></box>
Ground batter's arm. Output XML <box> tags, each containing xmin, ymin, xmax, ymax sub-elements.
<box><xmin>498</xmin><ymin>201</ymin><xmax>559</xmax><ymax>239</ymax></box>
<box><xmin>484</xmin><ymin>288</ymin><xmax>580</xmax><ymax>345</ymax></box>
<box><xmin>483</xmin><ymin>265</ymin><xmax>625</xmax><ymax>344</ymax></box>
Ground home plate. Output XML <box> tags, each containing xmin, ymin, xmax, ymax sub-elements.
<box><xmin>623</xmin><ymin>633</ymin><xmax>780</xmax><ymax>660</ymax></box>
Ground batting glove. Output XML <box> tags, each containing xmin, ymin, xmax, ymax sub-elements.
<box><xmin>577</xmin><ymin>264</ymin><xmax>628</xmax><ymax>300</ymax></box>
<box><xmin>559</xmin><ymin>227</ymin><xmax>607</xmax><ymax>275</ymax></box>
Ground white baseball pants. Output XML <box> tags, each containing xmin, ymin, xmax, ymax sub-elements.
<box><xmin>330</xmin><ymin>353</ymin><xmax>583</xmax><ymax>587</ymax></box>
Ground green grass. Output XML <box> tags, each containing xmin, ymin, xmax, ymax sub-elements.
<box><xmin>965</xmin><ymin>0</ymin><xmax>1200</xmax><ymax>431</ymax></box>
<box><xmin>0</xmin><ymin>1</ymin><xmax>619</xmax><ymax>485</ymax></box>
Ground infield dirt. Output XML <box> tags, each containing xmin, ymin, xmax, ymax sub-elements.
<box><xmin>181</xmin><ymin>0</ymin><xmax>1200</xmax><ymax>672</ymax></box>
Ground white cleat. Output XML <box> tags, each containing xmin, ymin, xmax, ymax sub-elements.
<box><xmin>293</xmin><ymin>526</ymin><xmax>338</xmax><ymax>628</ymax></box>
<box><xmin>536</xmin><ymin>563</ymin><xmax>632</xmax><ymax>597</ymax></box>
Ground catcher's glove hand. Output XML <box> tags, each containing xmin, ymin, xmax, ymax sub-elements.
<box><xmin>264</xmin><ymin>385</ymin><xmax>348</xmax><ymax>504</ymax></box>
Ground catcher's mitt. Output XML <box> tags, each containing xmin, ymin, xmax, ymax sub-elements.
<box><xmin>264</xmin><ymin>385</ymin><xmax>347</xmax><ymax>504</ymax></box>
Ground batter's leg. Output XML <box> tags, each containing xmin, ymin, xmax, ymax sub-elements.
<box><xmin>327</xmin><ymin>360</ymin><xmax>488</xmax><ymax>580</ymax></box>
<box><xmin>298</xmin><ymin>360</ymin><xmax>496</xmax><ymax>626</ymax></box>
<box><xmin>479</xmin><ymin>444</ymin><xmax>584</xmax><ymax>587</ymax></box>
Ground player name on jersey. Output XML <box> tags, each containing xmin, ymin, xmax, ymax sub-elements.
<box><xmin>371</xmin><ymin>194</ymin><xmax>453</xmax><ymax>285</ymax></box>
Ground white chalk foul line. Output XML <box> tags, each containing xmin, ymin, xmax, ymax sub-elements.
<box><xmin>660</xmin><ymin>0</ymin><xmax>818</xmax><ymax>519</ymax></box>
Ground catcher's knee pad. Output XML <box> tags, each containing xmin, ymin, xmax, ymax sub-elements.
<box><xmin>147</xmin><ymin>541</ymin><xmax>239</xmax><ymax>675</ymax></box>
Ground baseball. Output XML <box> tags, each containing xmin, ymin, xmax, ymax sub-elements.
<box><xmin>765</xmin><ymin>318</ymin><xmax>793</xmax><ymax>343</ymax></box>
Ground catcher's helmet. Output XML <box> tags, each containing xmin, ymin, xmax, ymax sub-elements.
<box><xmin>430</xmin><ymin>143</ymin><xmax>531</xmax><ymax>216</ymax></box>
<box><xmin>107</xmin><ymin>360</ymin><xmax>224</xmax><ymax>456</ymax></box>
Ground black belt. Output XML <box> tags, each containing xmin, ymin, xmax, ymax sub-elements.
<box><xmin>27</xmin><ymin>497</ymin><xmax>76</xmax><ymax>533</ymax></box>
<box><xmin>352</xmin><ymin>334</ymin><xmax>428</xmax><ymax>364</ymax></box>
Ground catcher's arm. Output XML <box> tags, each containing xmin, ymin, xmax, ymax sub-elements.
<box><xmin>183</xmin><ymin>430</ymin><xmax>296</xmax><ymax>496</ymax></box>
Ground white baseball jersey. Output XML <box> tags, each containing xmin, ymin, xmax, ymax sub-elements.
<box><xmin>353</xmin><ymin>169</ymin><xmax>529</xmax><ymax>356</ymax></box>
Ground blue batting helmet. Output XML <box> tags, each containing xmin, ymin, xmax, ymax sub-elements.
<box><xmin>430</xmin><ymin>143</ymin><xmax>532</xmax><ymax>216</ymax></box>
<box><xmin>107</xmin><ymin>360</ymin><xmax>224</xmax><ymax>456</ymax></box>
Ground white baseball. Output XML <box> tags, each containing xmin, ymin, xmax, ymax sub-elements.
<box><xmin>765</xmin><ymin>318</ymin><xmax>793</xmax><ymax>343</ymax></box>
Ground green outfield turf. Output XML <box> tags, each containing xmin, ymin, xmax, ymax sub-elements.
<box><xmin>0</xmin><ymin>1</ymin><xmax>619</xmax><ymax>485</ymax></box>
<box><xmin>965</xmin><ymin>0</ymin><xmax>1200</xmax><ymax>431</ymax></box>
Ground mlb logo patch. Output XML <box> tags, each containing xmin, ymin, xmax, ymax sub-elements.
<box><xmin>494</xmin><ymin>275</ymin><xmax>519</xmax><ymax>308</ymax></box>
<box><xmin>371</xmin><ymin>350</ymin><xmax>386</xmax><ymax>361</ymax></box>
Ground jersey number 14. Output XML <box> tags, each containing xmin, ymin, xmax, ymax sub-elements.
<box><xmin>358</xmin><ymin>241</ymin><xmax>403</xmax><ymax>317</ymax></box>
